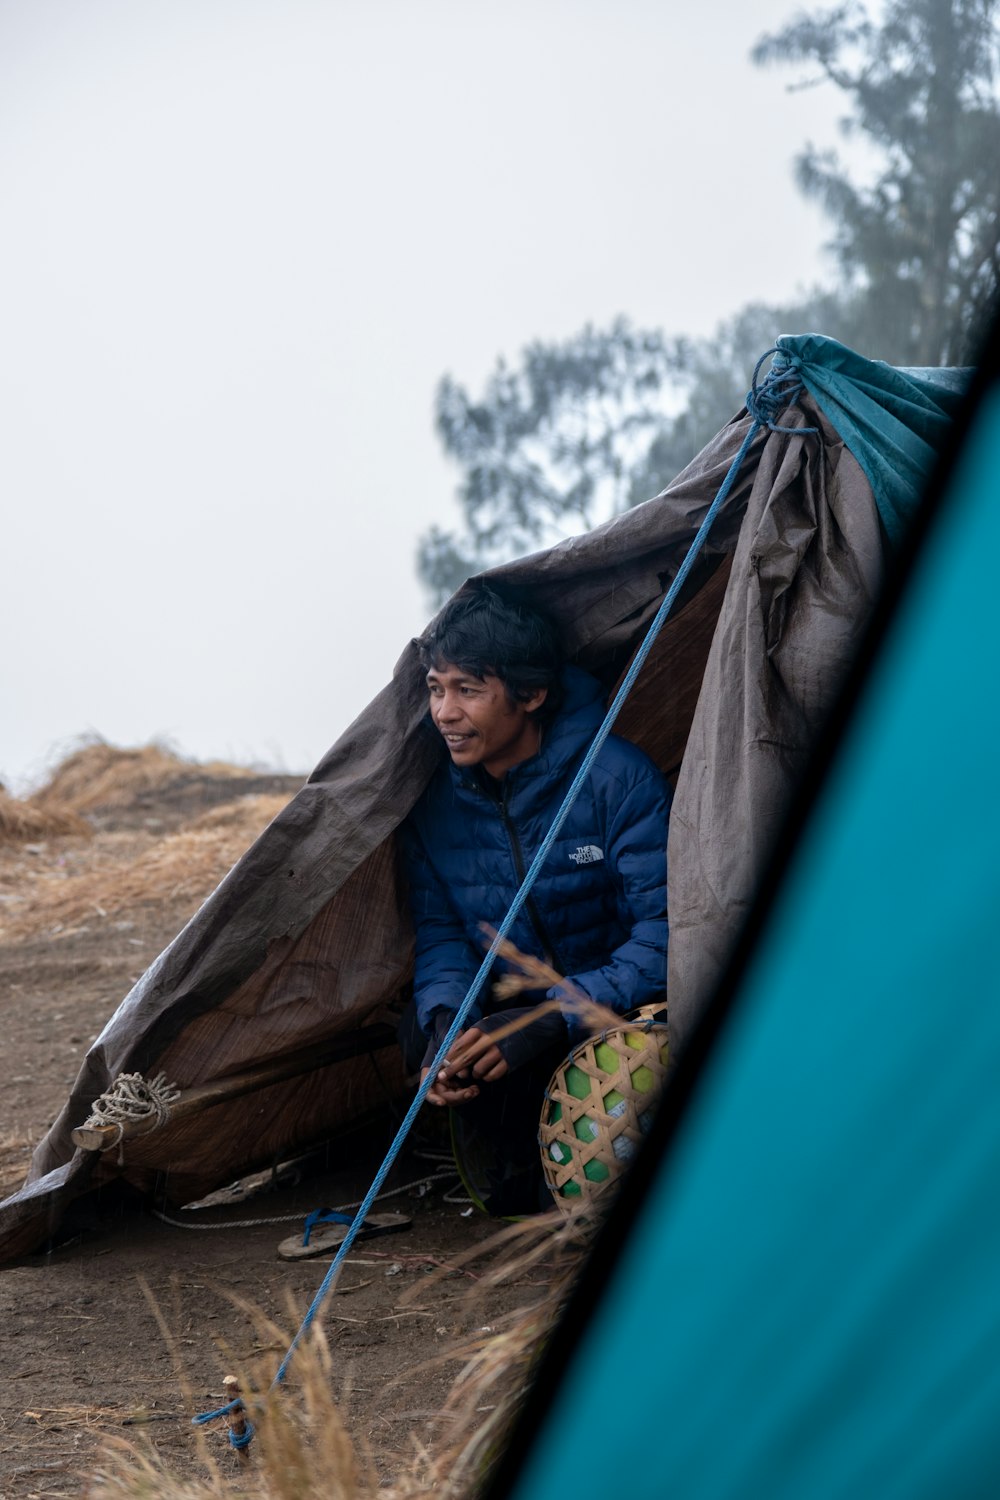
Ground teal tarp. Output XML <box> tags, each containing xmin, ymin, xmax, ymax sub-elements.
<box><xmin>502</xmin><ymin>351</ymin><xmax>1000</xmax><ymax>1496</ymax></box>
<box><xmin>777</xmin><ymin>332</ymin><xmax>970</xmax><ymax>545</ymax></box>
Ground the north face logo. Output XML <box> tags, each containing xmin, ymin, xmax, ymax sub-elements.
<box><xmin>569</xmin><ymin>844</ymin><xmax>604</xmax><ymax>866</ymax></box>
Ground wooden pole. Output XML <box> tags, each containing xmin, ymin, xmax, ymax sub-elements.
<box><xmin>222</xmin><ymin>1375</ymin><xmax>251</xmax><ymax>1465</ymax></box>
<box><xmin>70</xmin><ymin>1022</ymin><xmax>397</xmax><ymax>1152</ymax></box>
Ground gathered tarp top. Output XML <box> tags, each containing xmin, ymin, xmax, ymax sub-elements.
<box><xmin>0</xmin><ymin>337</ymin><xmax>968</xmax><ymax>1261</ymax></box>
<box><xmin>782</xmin><ymin>332</ymin><xmax>970</xmax><ymax>546</ymax></box>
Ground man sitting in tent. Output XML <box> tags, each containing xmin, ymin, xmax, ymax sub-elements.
<box><xmin>401</xmin><ymin>586</ymin><xmax>671</xmax><ymax>1214</ymax></box>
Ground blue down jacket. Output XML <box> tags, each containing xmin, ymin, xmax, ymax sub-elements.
<box><xmin>402</xmin><ymin>665</ymin><xmax>670</xmax><ymax>1043</ymax></box>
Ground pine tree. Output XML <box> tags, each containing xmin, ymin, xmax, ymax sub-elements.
<box><xmin>418</xmin><ymin>0</ymin><xmax>1000</xmax><ymax>602</ymax></box>
<box><xmin>753</xmin><ymin>0</ymin><xmax>1000</xmax><ymax>364</ymax></box>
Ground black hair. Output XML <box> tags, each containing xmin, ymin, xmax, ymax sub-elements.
<box><xmin>417</xmin><ymin>586</ymin><xmax>563</xmax><ymax>722</ymax></box>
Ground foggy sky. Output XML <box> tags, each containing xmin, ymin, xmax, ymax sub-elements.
<box><xmin>2</xmin><ymin>0</ymin><xmax>850</xmax><ymax>791</ymax></box>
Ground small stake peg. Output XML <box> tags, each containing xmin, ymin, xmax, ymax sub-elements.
<box><xmin>223</xmin><ymin>1375</ymin><xmax>251</xmax><ymax>1463</ymax></box>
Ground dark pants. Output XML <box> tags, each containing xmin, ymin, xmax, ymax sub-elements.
<box><xmin>398</xmin><ymin>1001</ymin><xmax>565</xmax><ymax>1216</ymax></box>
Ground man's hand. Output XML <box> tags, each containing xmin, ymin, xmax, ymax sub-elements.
<box><xmin>443</xmin><ymin>1026</ymin><xmax>509</xmax><ymax>1083</ymax></box>
<box><xmin>420</xmin><ymin>1063</ymin><xmax>480</xmax><ymax>1107</ymax></box>
<box><xmin>420</xmin><ymin>1025</ymin><xmax>510</xmax><ymax>1106</ymax></box>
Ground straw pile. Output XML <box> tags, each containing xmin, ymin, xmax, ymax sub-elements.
<box><xmin>0</xmin><ymin>789</ymin><xmax>92</xmax><ymax>845</ymax></box>
<box><xmin>33</xmin><ymin>739</ymin><xmax>258</xmax><ymax>814</ymax></box>
<box><xmin>0</xmin><ymin>794</ymin><xmax>291</xmax><ymax>942</ymax></box>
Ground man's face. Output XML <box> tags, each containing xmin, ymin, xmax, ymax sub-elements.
<box><xmin>426</xmin><ymin>661</ymin><xmax>547</xmax><ymax>779</ymax></box>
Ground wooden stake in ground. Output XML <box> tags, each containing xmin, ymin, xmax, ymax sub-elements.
<box><xmin>222</xmin><ymin>1375</ymin><xmax>251</xmax><ymax>1465</ymax></box>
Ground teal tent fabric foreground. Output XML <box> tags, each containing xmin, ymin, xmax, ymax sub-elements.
<box><xmin>500</xmin><ymin>355</ymin><xmax>1000</xmax><ymax>1496</ymax></box>
<box><xmin>776</xmin><ymin>332</ymin><xmax>970</xmax><ymax>545</ymax></box>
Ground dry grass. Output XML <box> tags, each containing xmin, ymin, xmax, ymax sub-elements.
<box><xmin>25</xmin><ymin>1403</ymin><xmax>127</xmax><ymax>1433</ymax></box>
<box><xmin>0</xmin><ymin>794</ymin><xmax>291</xmax><ymax>943</ymax></box>
<box><xmin>34</xmin><ymin>739</ymin><xmax>258</xmax><ymax>814</ymax></box>
<box><xmin>485</xmin><ymin>932</ymin><xmax>623</xmax><ymax>1035</ymax></box>
<box><xmin>0</xmin><ymin>789</ymin><xmax>92</xmax><ymax>845</ymax></box>
<box><xmin>397</xmin><ymin>1209</ymin><xmax>592</xmax><ymax>1494</ymax></box>
<box><xmin>85</xmin><ymin>1212</ymin><xmax>593</xmax><ymax>1500</ymax></box>
<box><xmin>186</xmin><ymin>796</ymin><xmax>291</xmax><ymax>835</ymax></box>
<box><xmin>88</xmin><ymin>1334</ymin><xmax>371</xmax><ymax>1500</ymax></box>
<box><xmin>88</xmin><ymin>1295</ymin><xmax>397</xmax><ymax>1500</ymax></box>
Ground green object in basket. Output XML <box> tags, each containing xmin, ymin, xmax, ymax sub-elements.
<box><xmin>593</xmin><ymin>1041</ymin><xmax>618</xmax><ymax>1073</ymax></box>
<box><xmin>547</xmin><ymin>1098</ymin><xmax>611</xmax><ymax>1191</ymax></box>
<box><xmin>564</xmin><ymin>1064</ymin><xmax>591</xmax><ymax>1100</ymax></box>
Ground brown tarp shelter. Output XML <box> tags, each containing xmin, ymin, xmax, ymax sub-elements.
<box><xmin>0</xmin><ymin>348</ymin><xmax>898</xmax><ymax>1262</ymax></box>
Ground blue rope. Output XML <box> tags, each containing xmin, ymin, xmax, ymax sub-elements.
<box><xmin>746</xmin><ymin>347</ymin><xmax>818</xmax><ymax>434</ymax></box>
<box><xmin>193</xmin><ymin>347</ymin><xmax>816</xmax><ymax>1434</ymax></box>
<box><xmin>192</xmin><ymin>1398</ymin><xmax>256</xmax><ymax>1449</ymax></box>
<box><xmin>192</xmin><ymin>1401</ymin><xmax>241</xmax><ymax>1424</ymax></box>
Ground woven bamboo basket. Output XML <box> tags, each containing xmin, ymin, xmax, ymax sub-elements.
<box><xmin>539</xmin><ymin>1014</ymin><xmax>668</xmax><ymax>1210</ymax></box>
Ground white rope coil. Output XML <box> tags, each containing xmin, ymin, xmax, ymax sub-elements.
<box><xmin>81</xmin><ymin>1071</ymin><xmax>181</xmax><ymax>1146</ymax></box>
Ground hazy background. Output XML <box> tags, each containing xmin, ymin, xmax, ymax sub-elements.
<box><xmin>2</xmin><ymin>0</ymin><xmax>849</xmax><ymax>790</ymax></box>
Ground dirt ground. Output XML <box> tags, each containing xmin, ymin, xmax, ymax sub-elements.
<box><xmin>0</xmin><ymin>758</ymin><xmax>561</xmax><ymax>1498</ymax></box>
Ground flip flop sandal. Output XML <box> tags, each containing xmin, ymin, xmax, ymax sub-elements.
<box><xmin>277</xmin><ymin>1207</ymin><xmax>411</xmax><ymax>1260</ymax></box>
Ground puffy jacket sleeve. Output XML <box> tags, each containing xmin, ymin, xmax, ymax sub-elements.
<box><xmin>400</xmin><ymin>817</ymin><xmax>483</xmax><ymax>1039</ymax></box>
<box><xmin>550</xmin><ymin>765</ymin><xmax>670</xmax><ymax>1039</ymax></box>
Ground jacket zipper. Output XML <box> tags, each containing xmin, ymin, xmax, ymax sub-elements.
<box><xmin>497</xmin><ymin>787</ymin><xmax>566</xmax><ymax>977</ymax></box>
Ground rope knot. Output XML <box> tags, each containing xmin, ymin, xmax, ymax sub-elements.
<box><xmin>746</xmin><ymin>348</ymin><xmax>818</xmax><ymax>434</ymax></box>
<box><xmin>192</xmin><ymin>1394</ymin><xmax>256</xmax><ymax>1453</ymax></box>
<box><xmin>81</xmin><ymin>1071</ymin><xmax>181</xmax><ymax>1147</ymax></box>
